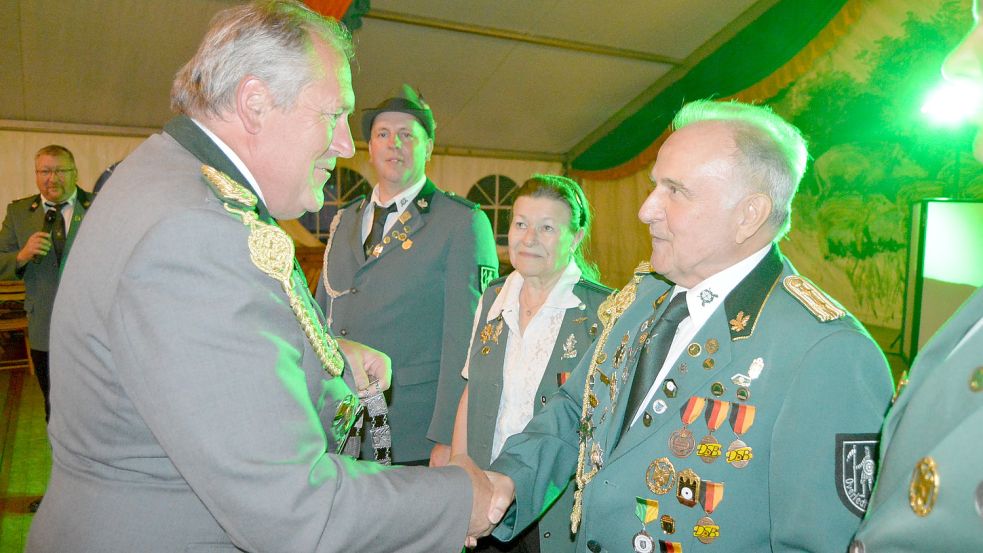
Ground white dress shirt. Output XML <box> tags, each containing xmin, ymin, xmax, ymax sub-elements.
<box><xmin>359</xmin><ymin>176</ymin><xmax>427</xmax><ymax>243</ymax></box>
<box><xmin>41</xmin><ymin>189</ymin><xmax>77</xmax><ymax>230</ymax></box>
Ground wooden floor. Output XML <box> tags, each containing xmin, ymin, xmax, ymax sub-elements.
<box><xmin>0</xmin><ymin>369</ymin><xmax>50</xmax><ymax>553</ymax></box>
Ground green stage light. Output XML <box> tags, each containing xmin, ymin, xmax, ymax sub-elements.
<box><xmin>921</xmin><ymin>81</ymin><xmax>983</xmax><ymax>126</ymax></box>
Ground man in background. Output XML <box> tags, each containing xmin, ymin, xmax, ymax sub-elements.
<box><xmin>0</xmin><ymin>145</ymin><xmax>93</xmax><ymax>425</ymax></box>
<box><xmin>317</xmin><ymin>85</ymin><xmax>498</xmax><ymax>466</ymax></box>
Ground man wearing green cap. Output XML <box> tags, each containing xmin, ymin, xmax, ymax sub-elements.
<box><xmin>317</xmin><ymin>85</ymin><xmax>499</xmax><ymax>465</ymax></box>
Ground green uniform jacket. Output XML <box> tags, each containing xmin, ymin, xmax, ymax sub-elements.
<box><xmin>467</xmin><ymin>275</ymin><xmax>612</xmax><ymax>553</ymax></box>
<box><xmin>0</xmin><ymin>188</ymin><xmax>93</xmax><ymax>350</ymax></box>
<box><xmin>491</xmin><ymin>246</ymin><xmax>894</xmax><ymax>553</ymax></box>
<box><xmin>850</xmin><ymin>286</ymin><xmax>983</xmax><ymax>553</ymax></box>
<box><xmin>316</xmin><ymin>181</ymin><xmax>498</xmax><ymax>462</ymax></box>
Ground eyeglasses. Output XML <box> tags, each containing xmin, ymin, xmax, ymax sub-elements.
<box><xmin>36</xmin><ymin>168</ymin><xmax>76</xmax><ymax>178</ymax></box>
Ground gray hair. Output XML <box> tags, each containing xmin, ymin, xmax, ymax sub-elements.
<box><xmin>171</xmin><ymin>0</ymin><xmax>353</xmax><ymax>118</ymax></box>
<box><xmin>672</xmin><ymin>99</ymin><xmax>808</xmax><ymax>237</ymax></box>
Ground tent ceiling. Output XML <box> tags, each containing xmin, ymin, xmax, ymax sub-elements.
<box><xmin>1</xmin><ymin>0</ymin><xmax>771</xmax><ymax>160</ymax></box>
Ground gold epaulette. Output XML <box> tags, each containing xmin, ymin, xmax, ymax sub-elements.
<box><xmin>783</xmin><ymin>275</ymin><xmax>845</xmax><ymax>322</ymax></box>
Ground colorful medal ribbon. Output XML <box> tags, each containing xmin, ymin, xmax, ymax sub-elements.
<box><xmin>635</xmin><ymin>497</ymin><xmax>660</xmax><ymax>525</ymax></box>
<box><xmin>729</xmin><ymin>403</ymin><xmax>756</xmax><ymax>436</ymax></box>
<box><xmin>704</xmin><ymin>399</ymin><xmax>730</xmax><ymax>433</ymax></box>
<box><xmin>699</xmin><ymin>481</ymin><xmax>724</xmax><ymax>514</ymax></box>
<box><xmin>659</xmin><ymin>541</ymin><xmax>682</xmax><ymax>553</ymax></box>
<box><xmin>680</xmin><ymin>396</ymin><xmax>707</xmax><ymax>426</ymax></box>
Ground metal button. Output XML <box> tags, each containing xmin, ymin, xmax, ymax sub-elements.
<box><xmin>350</xmin><ymin>288</ymin><xmax>358</xmax><ymax>294</ymax></box>
<box><xmin>849</xmin><ymin>539</ymin><xmax>865</xmax><ymax>553</ymax></box>
<box><xmin>540</xmin><ymin>395</ymin><xmax>547</xmax><ymax>405</ymax></box>
<box><xmin>339</xmin><ymin>329</ymin><xmax>348</xmax><ymax>336</ymax></box>
<box><xmin>543</xmin><ymin>531</ymin><xmax>551</xmax><ymax>538</ymax></box>
<box><xmin>587</xmin><ymin>539</ymin><xmax>602</xmax><ymax>553</ymax></box>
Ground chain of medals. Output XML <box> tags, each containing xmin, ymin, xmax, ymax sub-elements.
<box><xmin>202</xmin><ymin>166</ymin><xmax>343</xmax><ymax>377</ymax></box>
<box><xmin>571</xmin><ymin>261</ymin><xmax>650</xmax><ymax>533</ymax></box>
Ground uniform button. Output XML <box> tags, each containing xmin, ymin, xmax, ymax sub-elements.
<box><xmin>350</xmin><ymin>288</ymin><xmax>358</xmax><ymax>294</ymax></box>
<box><xmin>849</xmin><ymin>539</ymin><xmax>865</xmax><ymax>553</ymax></box>
<box><xmin>542</xmin><ymin>531</ymin><xmax>551</xmax><ymax>538</ymax></box>
<box><xmin>587</xmin><ymin>539</ymin><xmax>601</xmax><ymax>552</ymax></box>
<box><xmin>540</xmin><ymin>395</ymin><xmax>547</xmax><ymax>405</ymax></box>
<box><xmin>339</xmin><ymin>329</ymin><xmax>348</xmax><ymax>336</ymax></box>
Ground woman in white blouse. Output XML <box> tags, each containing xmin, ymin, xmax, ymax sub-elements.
<box><xmin>451</xmin><ymin>175</ymin><xmax>611</xmax><ymax>553</ymax></box>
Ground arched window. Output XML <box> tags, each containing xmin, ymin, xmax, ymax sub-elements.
<box><xmin>299</xmin><ymin>167</ymin><xmax>370</xmax><ymax>243</ymax></box>
<box><xmin>467</xmin><ymin>174</ymin><xmax>518</xmax><ymax>246</ymax></box>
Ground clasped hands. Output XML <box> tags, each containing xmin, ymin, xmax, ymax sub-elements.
<box><xmin>450</xmin><ymin>454</ymin><xmax>516</xmax><ymax>548</ymax></box>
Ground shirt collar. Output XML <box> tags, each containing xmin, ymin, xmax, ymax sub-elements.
<box><xmin>487</xmin><ymin>260</ymin><xmax>583</xmax><ymax>321</ymax></box>
<box><xmin>191</xmin><ymin>118</ymin><xmax>268</xmax><ymax>207</ymax></box>
<box><xmin>675</xmin><ymin>244</ymin><xmax>772</xmax><ymax>328</ymax></box>
<box><xmin>41</xmin><ymin>189</ymin><xmax>77</xmax><ymax>207</ymax></box>
<box><xmin>370</xmin><ymin>175</ymin><xmax>427</xmax><ymax>215</ymax></box>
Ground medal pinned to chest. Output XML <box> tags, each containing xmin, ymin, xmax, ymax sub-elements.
<box><xmin>632</xmin><ymin>496</ymin><xmax>661</xmax><ymax>553</ymax></box>
<box><xmin>669</xmin><ymin>396</ymin><xmax>707</xmax><ymax>458</ymax></box>
<box><xmin>371</xmin><ymin>211</ymin><xmax>415</xmax><ymax>257</ymax></box>
<box><xmin>726</xmin><ymin>403</ymin><xmax>756</xmax><ymax>468</ymax></box>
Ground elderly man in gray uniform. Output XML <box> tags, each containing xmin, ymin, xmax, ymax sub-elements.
<box><xmin>849</xmin><ymin>2</ymin><xmax>983</xmax><ymax>551</ymax></box>
<box><xmin>316</xmin><ymin>85</ymin><xmax>498</xmax><ymax>466</ymax></box>
<box><xmin>0</xmin><ymin>144</ymin><xmax>93</xmax><ymax>426</ymax></box>
<box><xmin>26</xmin><ymin>2</ymin><xmax>508</xmax><ymax>552</ymax></box>
<box><xmin>486</xmin><ymin>100</ymin><xmax>894</xmax><ymax>553</ymax></box>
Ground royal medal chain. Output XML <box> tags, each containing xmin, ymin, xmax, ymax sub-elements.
<box><xmin>202</xmin><ymin>166</ymin><xmax>343</xmax><ymax>377</ymax></box>
<box><xmin>571</xmin><ymin>262</ymin><xmax>648</xmax><ymax>532</ymax></box>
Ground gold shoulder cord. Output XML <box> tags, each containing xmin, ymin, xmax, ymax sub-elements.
<box><xmin>570</xmin><ymin>261</ymin><xmax>648</xmax><ymax>532</ymax></box>
<box><xmin>319</xmin><ymin>208</ymin><xmax>348</xmax><ymax>327</ymax></box>
<box><xmin>201</xmin><ymin>166</ymin><xmax>343</xmax><ymax>377</ymax></box>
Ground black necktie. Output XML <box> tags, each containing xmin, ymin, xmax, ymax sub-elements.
<box><xmin>620</xmin><ymin>292</ymin><xmax>689</xmax><ymax>437</ymax></box>
<box><xmin>45</xmin><ymin>202</ymin><xmax>68</xmax><ymax>263</ymax></box>
<box><xmin>363</xmin><ymin>203</ymin><xmax>397</xmax><ymax>258</ymax></box>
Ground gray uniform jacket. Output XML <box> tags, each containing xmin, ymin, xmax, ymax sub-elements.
<box><xmin>850</xmin><ymin>286</ymin><xmax>983</xmax><ymax>552</ymax></box>
<box><xmin>316</xmin><ymin>181</ymin><xmax>498</xmax><ymax>462</ymax></box>
<box><xmin>0</xmin><ymin>188</ymin><xmax>93</xmax><ymax>350</ymax></box>
<box><xmin>27</xmin><ymin>116</ymin><xmax>473</xmax><ymax>553</ymax></box>
<box><xmin>491</xmin><ymin>246</ymin><xmax>894</xmax><ymax>553</ymax></box>
<box><xmin>467</xmin><ymin>275</ymin><xmax>612</xmax><ymax>553</ymax></box>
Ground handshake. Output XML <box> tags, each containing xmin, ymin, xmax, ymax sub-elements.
<box><xmin>449</xmin><ymin>454</ymin><xmax>515</xmax><ymax>548</ymax></box>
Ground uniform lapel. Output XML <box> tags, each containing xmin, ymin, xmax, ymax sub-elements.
<box><xmin>348</xmin><ymin>198</ymin><xmax>369</xmax><ymax>265</ymax></box>
<box><xmin>609</xmin><ymin>247</ymin><xmax>784</xmax><ymax>461</ymax></box>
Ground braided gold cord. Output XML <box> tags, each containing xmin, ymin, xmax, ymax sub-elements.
<box><xmin>570</xmin><ymin>264</ymin><xmax>647</xmax><ymax>533</ymax></box>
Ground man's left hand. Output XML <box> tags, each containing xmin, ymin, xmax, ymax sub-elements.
<box><xmin>336</xmin><ymin>338</ymin><xmax>392</xmax><ymax>396</ymax></box>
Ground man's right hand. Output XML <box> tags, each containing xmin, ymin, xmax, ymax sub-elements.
<box><xmin>17</xmin><ymin>232</ymin><xmax>52</xmax><ymax>266</ymax></box>
<box><xmin>450</xmin><ymin>454</ymin><xmax>515</xmax><ymax>548</ymax></box>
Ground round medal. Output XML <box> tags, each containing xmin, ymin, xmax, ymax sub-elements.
<box><xmin>726</xmin><ymin>438</ymin><xmax>752</xmax><ymax>468</ymax></box>
<box><xmin>697</xmin><ymin>434</ymin><xmax>721</xmax><ymax>464</ymax></box>
<box><xmin>694</xmin><ymin>515</ymin><xmax>719</xmax><ymax>544</ymax></box>
<box><xmin>669</xmin><ymin>427</ymin><xmax>695</xmax><ymax>458</ymax></box>
<box><xmin>632</xmin><ymin>530</ymin><xmax>654</xmax><ymax>553</ymax></box>
<box><xmin>646</xmin><ymin>457</ymin><xmax>676</xmax><ymax>495</ymax></box>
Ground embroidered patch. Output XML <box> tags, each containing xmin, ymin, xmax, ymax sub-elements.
<box><xmin>479</xmin><ymin>265</ymin><xmax>497</xmax><ymax>293</ymax></box>
<box><xmin>835</xmin><ymin>433</ymin><xmax>879</xmax><ymax>517</ymax></box>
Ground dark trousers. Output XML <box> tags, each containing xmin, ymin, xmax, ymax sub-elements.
<box><xmin>30</xmin><ymin>349</ymin><xmax>51</xmax><ymax>423</ymax></box>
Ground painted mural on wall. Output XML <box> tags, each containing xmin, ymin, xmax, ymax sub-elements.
<box><xmin>773</xmin><ymin>0</ymin><xmax>983</xmax><ymax>329</ymax></box>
